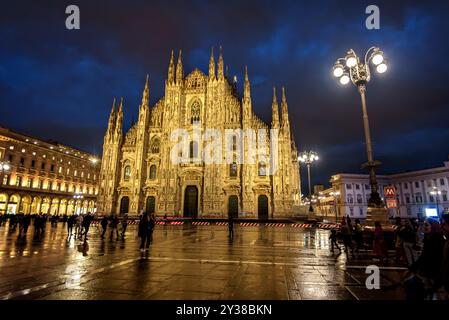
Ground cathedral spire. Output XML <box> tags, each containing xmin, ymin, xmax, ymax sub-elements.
<box><xmin>242</xmin><ymin>66</ymin><xmax>252</xmax><ymax>123</ymax></box>
<box><xmin>244</xmin><ymin>66</ymin><xmax>251</xmax><ymax>100</ymax></box>
<box><xmin>108</xmin><ymin>97</ymin><xmax>117</xmax><ymax>134</ymax></box>
<box><xmin>168</xmin><ymin>50</ymin><xmax>175</xmax><ymax>84</ymax></box>
<box><xmin>217</xmin><ymin>46</ymin><xmax>224</xmax><ymax>79</ymax></box>
<box><xmin>110</xmin><ymin>97</ymin><xmax>116</xmax><ymax>116</ymax></box>
<box><xmin>209</xmin><ymin>47</ymin><xmax>215</xmax><ymax>80</ymax></box>
<box><xmin>271</xmin><ymin>87</ymin><xmax>279</xmax><ymax>128</ymax></box>
<box><xmin>176</xmin><ymin>49</ymin><xmax>184</xmax><ymax>84</ymax></box>
<box><xmin>141</xmin><ymin>74</ymin><xmax>149</xmax><ymax>108</ymax></box>
<box><xmin>281</xmin><ymin>86</ymin><xmax>290</xmax><ymax>127</ymax></box>
<box><xmin>115</xmin><ymin>97</ymin><xmax>123</xmax><ymax>135</ymax></box>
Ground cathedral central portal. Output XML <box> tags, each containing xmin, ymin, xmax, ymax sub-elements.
<box><xmin>183</xmin><ymin>186</ymin><xmax>198</xmax><ymax>218</ymax></box>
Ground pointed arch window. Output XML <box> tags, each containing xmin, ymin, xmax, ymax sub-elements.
<box><xmin>189</xmin><ymin>141</ymin><xmax>199</xmax><ymax>160</ymax></box>
<box><xmin>124</xmin><ymin>165</ymin><xmax>131</xmax><ymax>181</ymax></box>
<box><xmin>190</xmin><ymin>101</ymin><xmax>201</xmax><ymax>124</ymax></box>
<box><xmin>150</xmin><ymin>138</ymin><xmax>160</xmax><ymax>154</ymax></box>
<box><xmin>230</xmin><ymin>162</ymin><xmax>238</xmax><ymax>178</ymax></box>
<box><xmin>149</xmin><ymin>165</ymin><xmax>157</xmax><ymax>180</ymax></box>
<box><xmin>258</xmin><ymin>162</ymin><xmax>267</xmax><ymax>176</ymax></box>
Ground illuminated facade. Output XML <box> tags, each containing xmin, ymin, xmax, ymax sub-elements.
<box><xmin>97</xmin><ymin>48</ymin><xmax>301</xmax><ymax>218</ymax></box>
<box><xmin>0</xmin><ymin>126</ymin><xmax>100</xmax><ymax>215</ymax></box>
<box><xmin>318</xmin><ymin>159</ymin><xmax>449</xmax><ymax>220</ymax></box>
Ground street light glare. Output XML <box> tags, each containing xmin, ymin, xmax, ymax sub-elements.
<box><xmin>372</xmin><ymin>53</ymin><xmax>384</xmax><ymax>65</ymax></box>
<box><xmin>340</xmin><ymin>74</ymin><xmax>350</xmax><ymax>85</ymax></box>
<box><xmin>376</xmin><ymin>63</ymin><xmax>387</xmax><ymax>73</ymax></box>
<box><xmin>3</xmin><ymin>164</ymin><xmax>10</xmax><ymax>171</ymax></box>
<box><xmin>333</xmin><ymin>65</ymin><xmax>344</xmax><ymax>77</ymax></box>
<box><xmin>346</xmin><ymin>56</ymin><xmax>357</xmax><ymax>68</ymax></box>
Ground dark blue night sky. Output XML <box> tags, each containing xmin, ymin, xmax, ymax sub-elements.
<box><xmin>1</xmin><ymin>0</ymin><xmax>449</xmax><ymax>190</ymax></box>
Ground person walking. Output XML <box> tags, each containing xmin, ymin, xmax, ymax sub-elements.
<box><xmin>149</xmin><ymin>214</ymin><xmax>156</xmax><ymax>243</ymax></box>
<box><xmin>138</xmin><ymin>213</ymin><xmax>151</xmax><ymax>251</ymax></box>
<box><xmin>329</xmin><ymin>228</ymin><xmax>341</xmax><ymax>252</ymax></box>
<box><xmin>109</xmin><ymin>214</ymin><xmax>120</xmax><ymax>240</ymax></box>
<box><xmin>120</xmin><ymin>213</ymin><xmax>128</xmax><ymax>239</ymax></box>
<box><xmin>100</xmin><ymin>215</ymin><xmax>109</xmax><ymax>239</ymax></box>
<box><xmin>17</xmin><ymin>214</ymin><xmax>24</xmax><ymax>238</ymax></box>
<box><xmin>23</xmin><ymin>214</ymin><xmax>31</xmax><ymax>238</ymax></box>
<box><xmin>67</xmin><ymin>214</ymin><xmax>75</xmax><ymax>238</ymax></box>
<box><xmin>81</xmin><ymin>212</ymin><xmax>93</xmax><ymax>241</ymax></box>
<box><xmin>340</xmin><ymin>218</ymin><xmax>354</xmax><ymax>255</ymax></box>
<box><xmin>228</xmin><ymin>215</ymin><xmax>234</xmax><ymax>239</ymax></box>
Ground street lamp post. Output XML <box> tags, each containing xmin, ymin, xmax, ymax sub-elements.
<box><xmin>299</xmin><ymin>151</ymin><xmax>319</xmax><ymax>213</ymax></box>
<box><xmin>332</xmin><ymin>47</ymin><xmax>388</xmax><ymax>208</ymax></box>
<box><xmin>430</xmin><ymin>187</ymin><xmax>442</xmax><ymax>220</ymax></box>
<box><xmin>330</xmin><ymin>190</ymin><xmax>340</xmax><ymax>223</ymax></box>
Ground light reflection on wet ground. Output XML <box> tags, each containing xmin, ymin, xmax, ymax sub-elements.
<box><xmin>0</xmin><ymin>223</ymin><xmax>406</xmax><ymax>300</ymax></box>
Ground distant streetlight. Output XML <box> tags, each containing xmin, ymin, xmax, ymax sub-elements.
<box><xmin>0</xmin><ymin>162</ymin><xmax>11</xmax><ymax>173</ymax></box>
<box><xmin>0</xmin><ymin>162</ymin><xmax>10</xmax><ymax>186</ymax></box>
<box><xmin>299</xmin><ymin>151</ymin><xmax>319</xmax><ymax>213</ymax></box>
<box><xmin>430</xmin><ymin>187</ymin><xmax>442</xmax><ymax>220</ymax></box>
<box><xmin>330</xmin><ymin>190</ymin><xmax>341</xmax><ymax>223</ymax></box>
<box><xmin>332</xmin><ymin>47</ymin><xmax>388</xmax><ymax>207</ymax></box>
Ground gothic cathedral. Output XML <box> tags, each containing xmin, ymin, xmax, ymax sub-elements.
<box><xmin>97</xmin><ymin>48</ymin><xmax>301</xmax><ymax>218</ymax></box>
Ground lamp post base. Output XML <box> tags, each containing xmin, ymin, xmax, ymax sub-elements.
<box><xmin>365</xmin><ymin>206</ymin><xmax>390</xmax><ymax>227</ymax></box>
<box><xmin>308</xmin><ymin>205</ymin><xmax>316</xmax><ymax>221</ymax></box>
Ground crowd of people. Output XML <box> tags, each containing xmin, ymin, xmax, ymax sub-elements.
<box><xmin>395</xmin><ymin>215</ymin><xmax>449</xmax><ymax>300</ymax></box>
<box><xmin>329</xmin><ymin>216</ymin><xmax>365</xmax><ymax>256</ymax></box>
<box><xmin>329</xmin><ymin>214</ymin><xmax>449</xmax><ymax>299</ymax></box>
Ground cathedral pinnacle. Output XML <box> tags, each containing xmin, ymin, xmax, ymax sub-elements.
<box><xmin>271</xmin><ymin>87</ymin><xmax>279</xmax><ymax>128</ymax></box>
<box><xmin>176</xmin><ymin>49</ymin><xmax>184</xmax><ymax>84</ymax></box>
<box><xmin>168</xmin><ymin>50</ymin><xmax>175</xmax><ymax>84</ymax></box>
<box><xmin>217</xmin><ymin>46</ymin><xmax>224</xmax><ymax>79</ymax></box>
<box><xmin>209</xmin><ymin>47</ymin><xmax>215</xmax><ymax>80</ymax></box>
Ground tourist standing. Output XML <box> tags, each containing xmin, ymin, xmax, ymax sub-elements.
<box><xmin>373</xmin><ymin>221</ymin><xmax>387</xmax><ymax>262</ymax></box>
<box><xmin>228</xmin><ymin>215</ymin><xmax>234</xmax><ymax>238</ymax></box>
<box><xmin>75</xmin><ymin>214</ymin><xmax>83</xmax><ymax>239</ymax></box>
<box><xmin>353</xmin><ymin>219</ymin><xmax>364</xmax><ymax>253</ymax></box>
<box><xmin>400</xmin><ymin>219</ymin><xmax>417</xmax><ymax>266</ymax></box>
<box><xmin>149</xmin><ymin>214</ymin><xmax>156</xmax><ymax>242</ymax></box>
<box><xmin>138</xmin><ymin>213</ymin><xmax>151</xmax><ymax>251</ymax></box>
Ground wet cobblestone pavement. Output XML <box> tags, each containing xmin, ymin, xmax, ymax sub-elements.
<box><xmin>0</xmin><ymin>222</ymin><xmax>407</xmax><ymax>300</ymax></box>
